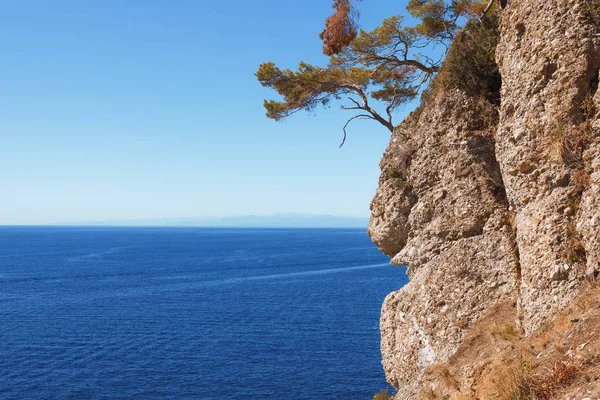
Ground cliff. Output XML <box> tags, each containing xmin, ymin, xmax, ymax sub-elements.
<box><xmin>368</xmin><ymin>0</ymin><xmax>600</xmax><ymax>398</ymax></box>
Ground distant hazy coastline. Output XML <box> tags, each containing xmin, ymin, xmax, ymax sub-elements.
<box><xmin>53</xmin><ymin>213</ymin><xmax>369</xmax><ymax>228</ymax></box>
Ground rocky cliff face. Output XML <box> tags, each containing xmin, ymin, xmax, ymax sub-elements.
<box><xmin>368</xmin><ymin>0</ymin><xmax>600</xmax><ymax>398</ymax></box>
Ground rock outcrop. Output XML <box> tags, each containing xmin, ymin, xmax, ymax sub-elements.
<box><xmin>370</xmin><ymin>91</ymin><xmax>521</xmax><ymax>398</ymax></box>
<box><xmin>368</xmin><ymin>0</ymin><xmax>600</xmax><ymax>397</ymax></box>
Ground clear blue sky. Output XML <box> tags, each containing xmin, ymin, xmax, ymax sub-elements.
<box><xmin>0</xmin><ymin>0</ymin><xmax>414</xmax><ymax>225</ymax></box>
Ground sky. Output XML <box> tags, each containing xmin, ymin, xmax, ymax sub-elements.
<box><xmin>0</xmin><ymin>0</ymin><xmax>415</xmax><ymax>225</ymax></box>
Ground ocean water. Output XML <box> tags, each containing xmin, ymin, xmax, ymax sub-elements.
<box><xmin>0</xmin><ymin>227</ymin><xmax>407</xmax><ymax>399</ymax></box>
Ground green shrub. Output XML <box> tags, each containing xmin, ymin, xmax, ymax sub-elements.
<box><xmin>429</xmin><ymin>12</ymin><xmax>501</xmax><ymax>102</ymax></box>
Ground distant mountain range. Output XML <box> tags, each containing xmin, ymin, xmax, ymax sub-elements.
<box><xmin>60</xmin><ymin>213</ymin><xmax>369</xmax><ymax>228</ymax></box>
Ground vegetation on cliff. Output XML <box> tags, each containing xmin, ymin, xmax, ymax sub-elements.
<box><xmin>415</xmin><ymin>284</ymin><xmax>600</xmax><ymax>399</ymax></box>
<box><xmin>256</xmin><ymin>0</ymin><xmax>499</xmax><ymax>145</ymax></box>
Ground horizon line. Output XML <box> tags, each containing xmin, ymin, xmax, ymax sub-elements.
<box><xmin>0</xmin><ymin>224</ymin><xmax>369</xmax><ymax>229</ymax></box>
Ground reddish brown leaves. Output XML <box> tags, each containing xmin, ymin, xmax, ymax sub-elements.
<box><xmin>319</xmin><ymin>0</ymin><xmax>359</xmax><ymax>56</ymax></box>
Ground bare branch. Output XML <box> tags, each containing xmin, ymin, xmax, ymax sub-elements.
<box><xmin>342</xmin><ymin>94</ymin><xmax>394</xmax><ymax>133</ymax></box>
<box><xmin>385</xmin><ymin>90</ymin><xmax>400</xmax><ymax>124</ymax></box>
<box><xmin>340</xmin><ymin>105</ymin><xmax>364</xmax><ymax>111</ymax></box>
<box><xmin>365</xmin><ymin>106</ymin><xmax>394</xmax><ymax>132</ymax></box>
<box><xmin>340</xmin><ymin>114</ymin><xmax>374</xmax><ymax>147</ymax></box>
<box><xmin>348</xmin><ymin>97</ymin><xmax>361</xmax><ymax>108</ymax></box>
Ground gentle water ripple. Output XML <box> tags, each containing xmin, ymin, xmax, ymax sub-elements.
<box><xmin>0</xmin><ymin>227</ymin><xmax>407</xmax><ymax>399</ymax></box>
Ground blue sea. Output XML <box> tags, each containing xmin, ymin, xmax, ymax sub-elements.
<box><xmin>0</xmin><ymin>227</ymin><xmax>407</xmax><ymax>399</ymax></box>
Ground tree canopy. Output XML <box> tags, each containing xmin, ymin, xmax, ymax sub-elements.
<box><xmin>256</xmin><ymin>0</ymin><xmax>495</xmax><ymax>146</ymax></box>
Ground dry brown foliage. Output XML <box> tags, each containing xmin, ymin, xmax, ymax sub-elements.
<box><xmin>546</xmin><ymin>121</ymin><xmax>593</xmax><ymax>166</ymax></box>
<box><xmin>319</xmin><ymin>0</ymin><xmax>359</xmax><ymax>56</ymax></box>
<box><xmin>562</xmin><ymin>230</ymin><xmax>587</xmax><ymax>265</ymax></box>
<box><xmin>489</xmin><ymin>287</ymin><xmax>600</xmax><ymax>400</ymax></box>
<box><xmin>529</xmin><ymin>360</ymin><xmax>582</xmax><ymax>400</ymax></box>
<box><xmin>571</xmin><ymin>169</ymin><xmax>592</xmax><ymax>195</ymax></box>
<box><xmin>547</xmin><ymin>93</ymin><xmax>598</xmax><ymax>165</ymax></box>
<box><xmin>494</xmin><ymin>358</ymin><xmax>581</xmax><ymax>400</ymax></box>
<box><xmin>412</xmin><ymin>288</ymin><xmax>600</xmax><ymax>400</ymax></box>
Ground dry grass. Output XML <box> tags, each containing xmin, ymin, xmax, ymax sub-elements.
<box><xmin>546</xmin><ymin>92</ymin><xmax>596</xmax><ymax>165</ymax></box>
<box><xmin>571</xmin><ymin>169</ymin><xmax>591</xmax><ymax>195</ymax></box>
<box><xmin>490</xmin><ymin>322</ymin><xmax>520</xmax><ymax>341</ymax></box>
<box><xmin>581</xmin><ymin>93</ymin><xmax>597</xmax><ymax>121</ymax></box>
<box><xmin>546</xmin><ymin>121</ymin><xmax>569</xmax><ymax>163</ymax></box>
<box><xmin>493</xmin><ymin>337</ymin><xmax>590</xmax><ymax>399</ymax></box>
<box><xmin>574</xmin><ymin>282</ymin><xmax>600</xmax><ymax>311</ymax></box>
<box><xmin>492</xmin><ymin>287</ymin><xmax>600</xmax><ymax>399</ymax></box>
<box><xmin>562</xmin><ymin>225</ymin><xmax>587</xmax><ymax>265</ymax></box>
<box><xmin>557</xmin><ymin>168</ymin><xmax>591</xmax><ymax>264</ymax></box>
<box><xmin>537</xmin><ymin>320</ymin><xmax>553</xmax><ymax>334</ymax></box>
<box><xmin>494</xmin><ymin>359</ymin><xmax>534</xmax><ymax>400</ymax></box>
<box><xmin>493</xmin><ymin>357</ymin><xmax>588</xmax><ymax>400</ymax></box>
<box><xmin>505</xmin><ymin>210</ymin><xmax>517</xmax><ymax>232</ymax></box>
<box><xmin>428</xmin><ymin>365</ymin><xmax>460</xmax><ymax>391</ymax></box>
<box><xmin>416</xmin><ymin>288</ymin><xmax>600</xmax><ymax>400</ymax></box>
<box><xmin>419</xmin><ymin>386</ymin><xmax>443</xmax><ymax>400</ymax></box>
<box><xmin>546</xmin><ymin>121</ymin><xmax>589</xmax><ymax>165</ymax></box>
<box><xmin>453</xmin><ymin>318</ymin><xmax>469</xmax><ymax>329</ymax></box>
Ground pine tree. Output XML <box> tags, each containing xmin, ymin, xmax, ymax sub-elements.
<box><xmin>256</xmin><ymin>0</ymin><xmax>495</xmax><ymax>146</ymax></box>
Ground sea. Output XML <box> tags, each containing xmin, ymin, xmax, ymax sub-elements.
<box><xmin>0</xmin><ymin>227</ymin><xmax>407</xmax><ymax>399</ymax></box>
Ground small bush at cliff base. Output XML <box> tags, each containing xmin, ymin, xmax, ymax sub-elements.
<box><xmin>372</xmin><ymin>388</ymin><xmax>394</xmax><ymax>400</ymax></box>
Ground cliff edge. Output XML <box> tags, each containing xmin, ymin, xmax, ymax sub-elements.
<box><xmin>369</xmin><ymin>0</ymin><xmax>600</xmax><ymax>398</ymax></box>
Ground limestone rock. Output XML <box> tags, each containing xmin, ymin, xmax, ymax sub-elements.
<box><xmin>495</xmin><ymin>0</ymin><xmax>600</xmax><ymax>332</ymax></box>
<box><xmin>368</xmin><ymin>0</ymin><xmax>600</xmax><ymax>396</ymax></box>
<box><xmin>369</xmin><ymin>92</ymin><xmax>520</xmax><ymax>397</ymax></box>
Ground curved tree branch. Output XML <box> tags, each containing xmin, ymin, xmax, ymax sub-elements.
<box><xmin>340</xmin><ymin>114</ymin><xmax>374</xmax><ymax>147</ymax></box>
